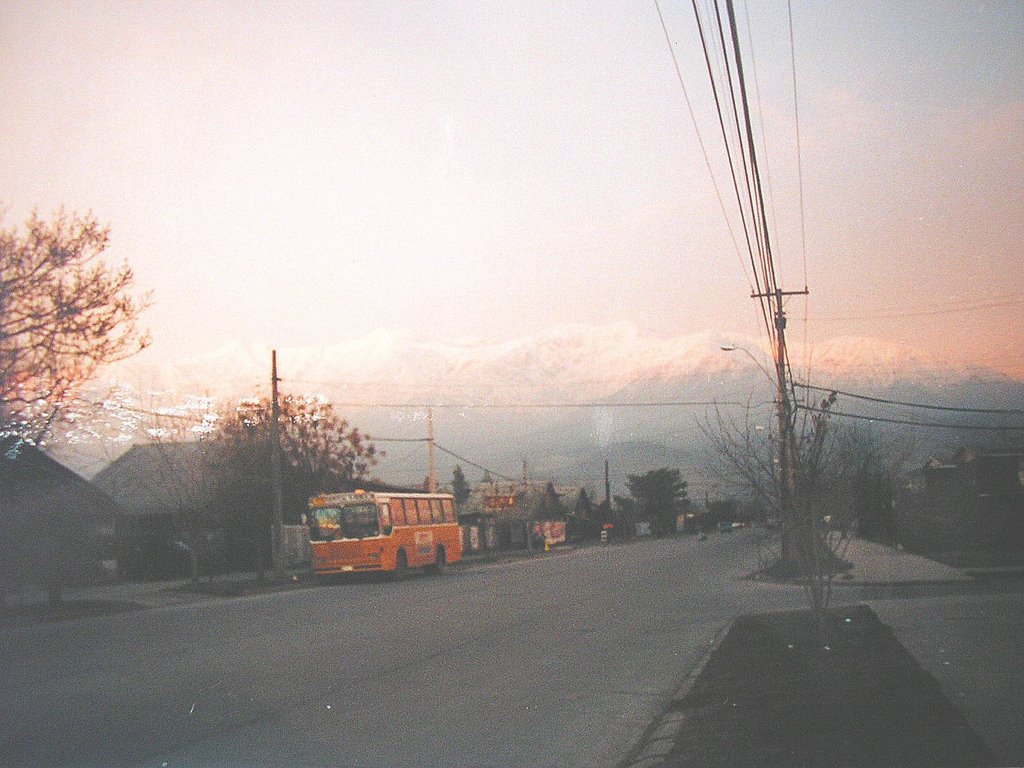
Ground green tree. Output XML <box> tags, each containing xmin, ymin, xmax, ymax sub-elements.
<box><xmin>613</xmin><ymin>494</ymin><xmax>636</xmax><ymax>535</ymax></box>
<box><xmin>626</xmin><ymin>468</ymin><xmax>689</xmax><ymax>536</ymax></box>
<box><xmin>536</xmin><ymin>481</ymin><xmax>567</xmax><ymax>520</ymax></box>
<box><xmin>0</xmin><ymin>209</ymin><xmax>149</xmax><ymax>438</ymax></box>
<box><xmin>451</xmin><ymin>465</ymin><xmax>471</xmax><ymax>506</ymax></box>
<box><xmin>212</xmin><ymin>395</ymin><xmax>379</xmax><ymax>571</ymax></box>
<box><xmin>574</xmin><ymin>488</ymin><xmax>593</xmax><ymax>518</ymax></box>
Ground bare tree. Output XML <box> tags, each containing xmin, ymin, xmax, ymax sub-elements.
<box><xmin>703</xmin><ymin>392</ymin><xmax>855</xmax><ymax>618</ymax></box>
<box><xmin>0</xmin><ymin>209</ymin><xmax>149</xmax><ymax>437</ymax></box>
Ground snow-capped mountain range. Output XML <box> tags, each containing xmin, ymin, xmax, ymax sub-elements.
<box><xmin>73</xmin><ymin>323</ymin><xmax>1021</xmax><ymax>491</ymax></box>
<box><xmin>116</xmin><ymin>323</ymin><xmax>997</xmax><ymax>402</ymax></box>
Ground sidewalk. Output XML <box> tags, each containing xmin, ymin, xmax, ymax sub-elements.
<box><xmin>836</xmin><ymin>536</ymin><xmax>971</xmax><ymax>585</ymax></box>
<box><xmin>834</xmin><ymin>539</ymin><xmax>1024</xmax><ymax>766</ymax></box>
<box><xmin>2</xmin><ymin>546</ymin><xmax>555</xmax><ymax>616</ymax></box>
<box><xmin>633</xmin><ymin>537</ymin><xmax>1024</xmax><ymax>768</ymax></box>
<box><xmin>1</xmin><ymin>571</ymin><xmax>266</xmax><ymax>616</ymax></box>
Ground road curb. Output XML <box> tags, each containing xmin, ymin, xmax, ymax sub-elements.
<box><xmin>617</xmin><ymin>620</ymin><xmax>733</xmax><ymax>768</ymax></box>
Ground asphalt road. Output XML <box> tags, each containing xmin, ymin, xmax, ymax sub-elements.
<box><xmin>1</xmin><ymin>533</ymin><xmax>810</xmax><ymax>768</ymax></box>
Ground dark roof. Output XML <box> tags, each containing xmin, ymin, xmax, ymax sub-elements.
<box><xmin>0</xmin><ymin>436</ymin><xmax>122</xmax><ymax>522</ymax></box>
<box><xmin>93</xmin><ymin>441</ymin><xmax>224</xmax><ymax>514</ymax></box>
<box><xmin>93</xmin><ymin>441</ymin><xmax>419</xmax><ymax>513</ymax></box>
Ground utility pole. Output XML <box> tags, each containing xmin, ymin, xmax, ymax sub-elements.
<box><xmin>523</xmin><ymin>458</ymin><xmax>534</xmax><ymax>551</ymax></box>
<box><xmin>427</xmin><ymin>407</ymin><xmax>437</xmax><ymax>492</ymax></box>
<box><xmin>751</xmin><ymin>286</ymin><xmax>807</xmax><ymax>562</ymax></box>
<box><xmin>270</xmin><ymin>350</ymin><xmax>284</xmax><ymax>582</ymax></box>
<box><xmin>604</xmin><ymin>459</ymin><xmax>611</xmax><ymax>509</ymax></box>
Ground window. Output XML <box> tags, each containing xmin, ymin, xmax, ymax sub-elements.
<box><xmin>390</xmin><ymin>499</ymin><xmax>407</xmax><ymax>526</ymax></box>
<box><xmin>415</xmin><ymin>498</ymin><xmax>431</xmax><ymax>524</ymax></box>
<box><xmin>338</xmin><ymin>503</ymin><xmax>379</xmax><ymax>539</ymax></box>
<box><xmin>430</xmin><ymin>498</ymin><xmax>443</xmax><ymax>523</ymax></box>
<box><xmin>442</xmin><ymin>498</ymin><xmax>455</xmax><ymax>523</ymax></box>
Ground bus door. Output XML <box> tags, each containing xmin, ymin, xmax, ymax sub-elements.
<box><xmin>377</xmin><ymin>501</ymin><xmax>392</xmax><ymax>535</ymax></box>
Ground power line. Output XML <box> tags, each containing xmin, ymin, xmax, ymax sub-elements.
<box><xmin>690</xmin><ymin>0</ymin><xmax>774</xmax><ymax>343</ymax></box>
<box><xmin>797</xmin><ymin>404</ymin><xmax>1024</xmax><ymax>431</ymax></box>
<box><xmin>654</xmin><ymin>0</ymin><xmax>751</xmax><ymax>291</ymax></box>
<box><xmin>811</xmin><ymin>296</ymin><xmax>1024</xmax><ymax>322</ymax></box>
<box><xmin>742</xmin><ymin>0</ymin><xmax>781</xmax><ymax>276</ymax></box>
<box><xmin>787</xmin><ymin>0</ymin><xmax>808</xmax><ymax>293</ymax></box>
<box><xmin>71</xmin><ymin>397</ymin><xmax>214</xmax><ymax>424</ymax></box>
<box><xmin>287</xmin><ymin>374</ymin><xmax>670</xmax><ymax>390</ymax></box>
<box><xmin>332</xmin><ymin>400</ymin><xmax>743</xmax><ymax>410</ymax></box>
<box><xmin>795</xmin><ymin>383</ymin><xmax>1024</xmax><ymax>415</ymax></box>
<box><xmin>434</xmin><ymin>442</ymin><xmax>518</xmax><ymax>483</ymax></box>
<box><xmin>369</xmin><ymin>436</ymin><xmax>516</xmax><ymax>484</ymax></box>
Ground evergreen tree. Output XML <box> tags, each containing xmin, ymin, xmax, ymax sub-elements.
<box><xmin>452</xmin><ymin>465</ymin><xmax>471</xmax><ymax>506</ymax></box>
<box><xmin>626</xmin><ymin>468</ymin><xmax>689</xmax><ymax>536</ymax></box>
<box><xmin>574</xmin><ymin>488</ymin><xmax>593</xmax><ymax>518</ymax></box>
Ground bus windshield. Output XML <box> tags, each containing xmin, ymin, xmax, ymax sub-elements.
<box><xmin>310</xmin><ymin>503</ymin><xmax>380</xmax><ymax>541</ymax></box>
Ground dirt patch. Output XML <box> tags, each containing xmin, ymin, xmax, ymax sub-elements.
<box><xmin>666</xmin><ymin>605</ymin><xmax>995</xmax><ymax>768</ymax></box>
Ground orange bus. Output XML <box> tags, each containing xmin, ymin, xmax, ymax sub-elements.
<box><xmin>308</xmin><ymin>490</ymin><xmax>462</xmax><ymax>578</ymax></box>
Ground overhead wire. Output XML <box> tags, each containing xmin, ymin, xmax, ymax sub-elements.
<box><xmin>331</xmin><ymin>399</ymin><xmax>743</xmax><ymax>410</ymax></box>
<box><xmin>720</xmin><ymin>0</ymin><xmax>783</xmax><ymax>362</ymax></box>
<box><xmin>434</xmin><ymin>442</ymin><xmax>518</xmax><ymax>483</ymax></box>
<box><xmin>715</xmin><ymin>0</ymin><xmax>770</xmax><ymax>295</ymax></box>
<box><xmin>811</xmin><ymin>296</ymin><xmax>1024</xmax><ymax>322</ymax></box>
<box><xmin>742</xmin><ymin>0</ymin><xmax>781</xmax><ymax>269</ymax></box>
<box><xmin>689</xmin><ymin>0</ymin><xmax>775</xmax><ymax>343</ymax></box>
<box><xmin>71</xmin><ymin>397</ymin><xmax>213</xmax><ymax>424</ymax></box>
<box><xmin>794</xmin><ymin>383</ymin><xmax>1024</xmax><ymax>415</ymax></box>
<box><xmin>797</xmin><ymin>404</ymin><xmax>1024</xmax><ymax>432</ymax></box>
<box><xmin>787</xmin><ymin>0</ymin><xmax>808</xmax><ymax>294</ymax></box>
<box><xmin>784</xmin><ymin>0</ymin><xmax>812</xmax><ymax>381</ymax></box>
<box><xmin>725</xmin><ymin>0</ymin><xmax>778</xmax><ymax>298</ymax></box>
<box><xmin>653</xmin><ymin>0</ymin><xmax>751</xmax><ymax>291</ymax></box>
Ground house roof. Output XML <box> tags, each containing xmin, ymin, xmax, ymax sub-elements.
<box><xmin>93</xmin><ymin>441</ymin><xmax>225</xmax><ymax>514</ymax></box>
<box><xmin>0</xmin><ymin>436</ymin><xmax>122</xmax><ymax>522</ymax></box>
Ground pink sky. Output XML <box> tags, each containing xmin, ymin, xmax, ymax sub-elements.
<box><xmin>2</xmin><ymin>1</ymin><xmax>1022</xmax><ymax>378</ymax></box>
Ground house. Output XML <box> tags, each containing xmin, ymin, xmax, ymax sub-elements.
<box><xmin>897</xmin><ymin>447</ymin><xmax>1024</xmax><ymax>552</ymax></box>
<box><xmin>93</xmin><ymin>442</ymin><xmax>224</xmax><ymax>578</ymax></box>
<box><xmin>1</xmin><ymin>437</ymin><xmax>122</xmax><ymax>601</ymax></box>
<box><xmin>457</xmin><ymin>480</ymin><xmax>595</xmax><ymax>549</ymax></box>
<box><xmin>95</xmin><ymin>441</ymin><xmax>414</xmax><ymax>576</ymax></box>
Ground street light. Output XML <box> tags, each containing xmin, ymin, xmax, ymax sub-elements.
<box><xmin>719</xmin><ymin>344</ymin><xmax>775</xmax><ymax>385</ymax></box>
<box><xmin>721</xmin><ymin>343</ymin><xmax>797</xmax><ymax>565</ymax></box>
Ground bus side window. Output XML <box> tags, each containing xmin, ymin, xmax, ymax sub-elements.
<box><xmin>390</xmin><ymin>499</ymin><xmax>406</xmax><ymax>526</ymax></box>
<box><xmin>430</xmin><ymin>498</ymin><xmax>443</xmax><ymax>523</ymax></box>
<box><xmin>416</xmin><ymin>498</ymin><xmax>431</xmax><ymax>524</ymax></box>
<box><xmin>378</xmin><ymin>503</ymin><xmax>391</xmax><ymax>529</ymax></box>
<box><xmin>441</xmin><ymin>498</ymin><xmax>455</xmax><ymax>523</ymax></box>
